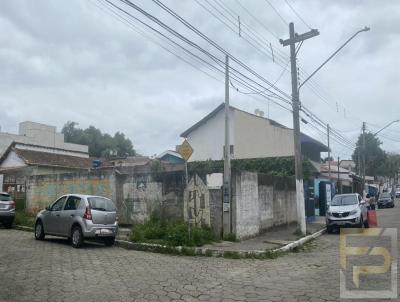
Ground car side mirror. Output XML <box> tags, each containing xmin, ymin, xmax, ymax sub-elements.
<box><xmin>45</xmin><ymin>206</ymin><xmax>51</xmax><ymax>211</ymax></box>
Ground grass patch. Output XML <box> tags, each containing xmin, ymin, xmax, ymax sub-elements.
<box><xmin>14</xmin><ymin>210</ymin><xmax>35</xmax><ymax>228</ymax></box>
<box><xmin>130</xmin><ymin>217</ymin><xmax>216</xmax><ymax>247</ymax></box>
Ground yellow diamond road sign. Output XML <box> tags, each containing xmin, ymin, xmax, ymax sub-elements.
<box><xmin>178</xmin><ymin>139</ymin><xmax>193</xmax><ymax>161</ymax></box>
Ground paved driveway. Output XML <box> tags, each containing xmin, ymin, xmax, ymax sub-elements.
<box><xmin>1</xmin><ymin>201</ymin><xmax>399</xmax><ymax>302</ymax></box>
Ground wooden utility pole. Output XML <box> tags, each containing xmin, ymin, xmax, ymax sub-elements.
<box><xmin>280</xmin><ymin>23</ymin><xmax>319</xmax><ymax>235</ymax></box>
<box><xmin>223</xmin><ymin>55</ymin><xmax>232</xmax><ymax>234</ymax></box>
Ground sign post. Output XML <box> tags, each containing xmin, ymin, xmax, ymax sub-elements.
<box><xmin>177</xmin><ymin>139</ymin><xmax>194</xmax><ymax>239</ymax></box>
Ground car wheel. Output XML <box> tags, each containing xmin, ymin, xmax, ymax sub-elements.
<box><xmin>71</xmin><ymin>226</ymin><xmax>83</xmax><ymax>248</ymax></box>
<box><xmin>34</xmin><ymin>221</ymin><xmax>45</xmax><ymax>240</ymax></box>
<box><xmin>103</xmin><ymin>237</ymin><xmax>115</xmax><ymax>247</ymax></box>
<box><xmin>4</xmin><ymin>219</ymin><xmax>13</xmax><ymax>229</ymax></box>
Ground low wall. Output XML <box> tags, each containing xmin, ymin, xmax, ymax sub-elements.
<box><xmin>121</xmin><ymin>172</ymin><xmax>184</xmax><ymax>224</ymax></box>
<box><xmin>233</xmin><ymin>171</ymin><xmax>297</xmax><ymax>239</ymax></box>
<box><xmin>26</xmin><ymin>171</ymin><xmax>115</xmax><ymax>212</ymax></box>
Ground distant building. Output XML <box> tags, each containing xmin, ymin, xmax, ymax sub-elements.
<box><xmin>180</xmin><ymin>104</ymin><xmax>328</xmax><ymax>162</ymax></box>
<box><xmin>157</xmin><ymin>150</ymin><xmax>184</xmax><ymax>164</ymax></box>
<box><xmin>0</xmin><ymin>121</ymin><xmax>88</xmax><ymax>158</ymax></box>
<box><xmin>0</xmin><ymin>143</ymin><xmax>92</xmax><ymax>176</ymax></box>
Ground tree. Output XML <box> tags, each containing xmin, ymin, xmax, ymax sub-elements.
<box><xmin>377</xmin><ymin>153</ymin><xmax>400</xmax><ymax>179</ymax></box>
<box><xmin>352</xmin><ymin>132</ymin><xmax>386</xmax><ymax>177</ymax></box>
<box><xmin>62</xmin><ymin>121</ymin><xmax>136</xmax><ymax>158</ymax></box>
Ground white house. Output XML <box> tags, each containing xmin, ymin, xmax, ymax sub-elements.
<box><xmin>180</xmin><ymin>104</ymin><xmax>328</xmax><ymax>162</ymax></box>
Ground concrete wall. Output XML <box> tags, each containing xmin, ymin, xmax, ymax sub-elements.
<box><xmin>121</xmin><ymin>172</ymin><xmax>184</xmax><ymax>224</ymax></box>
<box><xmin>233</xmin><ymin>171</ymin><xmax>297</xmax><ymax>239</ymax></box>
<box><xmin>26</xmin><ymin>171</ymin><xmax>115</xmax><ymax>211</ymax></box>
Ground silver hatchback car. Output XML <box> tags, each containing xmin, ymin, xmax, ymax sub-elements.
<box><xmin>34</xmin><ymin>194</ymin><xmax>118</xmax><ymax>248</ymax></box>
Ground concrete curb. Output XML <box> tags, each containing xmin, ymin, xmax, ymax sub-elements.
<box><xmin>15</xmin><ymin>225</ymin><xmax>34</xmax><ymax>232</ymax></box>
<box><xmin>14</xmin><ymin>224</ymin><xmax>326</xmax><ymax>258</ymax></box>
<box><xmin>115</xmin><ymin>227</ymin><xmax>326</xmax><ymax>259</ymax></box>
<box><xmin>275</xmin><ymin>227</ymin><xmax>326</xmax><ymax>253</ymax></box>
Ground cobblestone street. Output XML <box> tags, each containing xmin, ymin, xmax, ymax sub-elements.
<box><xmin>1</xmin><ymin>201</ymin><xmax>399</xmax><ymax>302</ymax></box>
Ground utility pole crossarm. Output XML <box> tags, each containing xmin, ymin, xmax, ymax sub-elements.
<box><xmin>280</xmin><ymin>29</ymin><xmax>319</xmax><ymax>46</ymax></box>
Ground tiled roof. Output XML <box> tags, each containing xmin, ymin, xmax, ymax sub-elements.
<box><xmin>14</xmin><ymin>148</ymin><xmax>92</xmax><ymax>169</ymax></box>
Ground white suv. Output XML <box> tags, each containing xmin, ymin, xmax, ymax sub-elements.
<box><xmin>326</xmin><ymin>193</ymin><xmax>368</xmax><ymax>233</ymax></box>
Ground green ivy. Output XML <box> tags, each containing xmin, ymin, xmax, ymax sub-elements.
<box><xmin>188</xmin><ymin>157</ymin><xmax>316</xmax><ymax>179</ymax></box>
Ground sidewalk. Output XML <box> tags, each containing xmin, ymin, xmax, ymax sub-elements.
<box><xmin>202</xmin><ymin>217</ymin><xmax>326</xmax><ymax>252</ymax></box>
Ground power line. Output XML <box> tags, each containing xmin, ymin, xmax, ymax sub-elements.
<box><xmin>263</xmin><ymin>0</ymin><xmax>288</xmax><ymax>26</ymax></box>
<box><xmin>100</xmin><ymin>0</ymin><xmax>225</xmax><ymax>82</ymax></box>
<box><xmin>148</xmin><ymin>0</ymin><xmax>293</xmax><ymax>100</ymax></box>
<box><xmin>284</xmin><ymin>0</ymin><xmax>312</xmax><ymax>30</ymax></box>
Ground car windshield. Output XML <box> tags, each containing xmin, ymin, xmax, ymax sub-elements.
<box><xmin>0</xmin><ymin>193</ymin><xmax>11</xmax><ymax>201</ymax></box>
<box><xmin>330</xmin><ymin>195</ymin><xmax>358</xmax><ymax>206</ymax></box>
<box><xmin>380</xmin><ymin>193</ymin><xmax>391</xmax><ymax>199</ymax></box>
<box><xmin>88</xmin><ymin>197</ymin><xmax>116</xmax><ymax>212</ymax></box>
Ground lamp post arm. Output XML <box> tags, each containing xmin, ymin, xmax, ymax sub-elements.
<box><xmin>373</xmin><ymin>120</ymin><xmax>400</xmax><ymax>136</ymax></box>
<box><xmin>298</xmin><ymin>27</ymin><xmax>370</xmax><ymax>91</ymax></box>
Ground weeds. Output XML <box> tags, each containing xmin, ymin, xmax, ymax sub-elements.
<box><xmin>130</xmin><ymin>217</ymin><xmax>215</xmax><ymax>247</ymax></box>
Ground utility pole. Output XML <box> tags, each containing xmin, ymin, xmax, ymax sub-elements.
<box><xmin>362</xmin><ymin>122</ymin><xmax>366</xmax><ymax>195</ymax></box>
<box><xmin>223</xmin><ymin>55</ymin><xmax>232</xmax><ymax>234</ymax></box>
<box><xmin>280</xmin><ymin>23</ymin><xmax>319</xmax><ymax>235</ymax></box>
<box><xmin>337</xmin><ymin>156</ymin><xmax>340</xmax><ymax>194</ymax></box>
<box><xmin>327</xmin><ymin>124</ymin><xmax>331</xmax><ymax>179</ymax></box>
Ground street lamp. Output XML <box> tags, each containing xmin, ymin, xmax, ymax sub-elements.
<box><xmin>373</xmin><ymin>120</ymin><xmax>400</xmax><ymax>136</ymax></box>
<box><xmin>299</xmin><ymin>26</ymin><xmax>370</xmax><ymax>91</ymax></box>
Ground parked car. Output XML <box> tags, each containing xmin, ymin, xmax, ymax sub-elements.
<box><xmin>0</xmin><ymin>192</ymin><xmax>15</xmax><ymax>228</ymax></box>
<box><xmin>34</xmin><ymin>194</ymin><xmax>118</xmax><ymax>248</ymax></box>
<box><xmin>395</xmin><ymin>187</ymin><xmax>400</xmax><ymax>198</ymax></box>
<box><xmin>326</xmin><ymin>193</ymin><xmax>368</xmax><ymax>233</ymax></box>
<box><xmin>377</xmin><ymin>192</ymin><xmax>394</xmax><ymax>208</ymax></box>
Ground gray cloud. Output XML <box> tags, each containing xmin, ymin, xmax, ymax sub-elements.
<box><xmin>0</xmin><ymin>0</ymin><xmax>399</xmax><ymax>157</ymax></box>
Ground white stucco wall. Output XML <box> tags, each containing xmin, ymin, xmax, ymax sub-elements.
<box><xmin>186</xmin><ymin>108</ymin><xmax>235</xmax><ymax>162</ymax></box>
<box><xmin>234</xmin><ymin>110</ymin><xmax>294</xmax><ymax>159</ymax></box>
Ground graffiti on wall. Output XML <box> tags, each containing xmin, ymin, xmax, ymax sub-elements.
<box><xmin>184</xmin><ymin>174</ymin><xmax>210</xmax><ymax>226</ymax></box>
<box><xmin>122</xmin><ymin>178</ymin><xmax>163</xmax><ymax>224</ymax></box>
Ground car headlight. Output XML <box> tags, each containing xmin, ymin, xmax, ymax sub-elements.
<box><xmin>350</xmin><ymin>209</ymin><xmax>359</xmax><ymax>216</ymax></box>
<box><xmin>326</xmin><ymin>210</ymin><xmax>332</xmax><ymax>216</ymax></box>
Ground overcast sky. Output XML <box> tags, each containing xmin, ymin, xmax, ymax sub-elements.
<box><xmin>1</xmin><ymin>0</ymin><xmax>399</xmax><ymax>159</ymax></box>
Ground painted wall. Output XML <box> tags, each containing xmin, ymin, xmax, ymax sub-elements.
<box><xmin>186</xmin><ymin>108</ymin><xmax>235</xmax><ymax>162</ymax></box>
<box><xmin>26</xmin><ymin>172</ymin><xmax>115</xmax><ymax>211</ymax></box>
<box><xmin>234</xmin><ymin>110</ymin><xmax>294</xmax><ymax>159</ymax></box>
<box><xmin>183</xmin><ymin>174</ymin><xmax>211</xmax><ymax>226</ymax></box>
